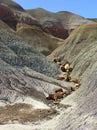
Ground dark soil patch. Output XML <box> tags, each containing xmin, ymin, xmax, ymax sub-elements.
<box><xmin>0</xmin><ymin>103</ymin><xmax>57</xmax><ymax>124</ymax></box>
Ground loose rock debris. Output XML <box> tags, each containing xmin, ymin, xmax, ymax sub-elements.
<box><xmin>46</xmin><ymin>58</ymin><xmax>81</xmax><ymax>104</ymax></box>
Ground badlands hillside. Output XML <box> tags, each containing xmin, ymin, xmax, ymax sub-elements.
<box><xmin>0</xmin><ymin>0</ymin><xmax>97</xmax><ymax>130</ymax></box>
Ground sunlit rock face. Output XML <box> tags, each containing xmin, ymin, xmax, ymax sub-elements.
<box><xmin>27</xmin><ymin>8</ymin><xmax>95</xmax><ymax>39</ymax></box>
<box><xmin>16</xmin><ymin>22</ymin><xmax>64</xmax><ymax>55</ymax></box>
<box><xmin>49</xmin><ymin>24</ymin><xmax>97</xmax><ymax>81</ymax></box>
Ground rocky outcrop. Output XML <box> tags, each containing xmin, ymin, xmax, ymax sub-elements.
<box><xmin>0</xmin><ymin>1</ymin><xmax>41</xmax><ymax>29</ymax></box>
<box><xmin>27</xmin><ymin>8</ymin><xmax>95</xmax><ymax>39</ymax></box>
<box><xmin>0</xmin><ymin>19</ymin><xmax>14</xmax><ymax>32</ymax></box>
<box><xmin>56</xmin><ymin>11</ymin><xmax>95</xmax><ymax>31</ymax></box>
<box><xmin>14</xmin><ymin>11</ymin><xmax>41</xmax><ymax>27</ymax></box>
<box><xmin>49</xmin><ymin>23</ymin><xmax>97</xmax><ymax>64</ymax></box>
<box><xmin>16</xmin><ymin>23</ymin><xmax>64</xmax><ymax>55</ymax></box>
<box><xmin>27</xmin><ymin>8</ymin><xmax>68</xmax><ymax>39</ymax></box>
<box><xmin>0</xmin><ymin>29</ymin><xmax>61</xmax><ymax>77</ymax></box>
<box><xmin>0</xmin><ymin>0</ymin><xmax>24</xmax><ymax>11</ymax></box>
<box><xmin>0</xmin><ymin>4</ymin><xmax>65</xmax><ymax>55</ymax></box>
<box><xmin>44</xmin><ymin>23</ymin><xmax>97</xmax><ymax>130</ymax></box>
<box><xmin>0</xmin><ymin>29</ymin><xmax>73</xmax><ymax>126</ymax></box>
<box><xmin>0</xmin><ymin>4</ymin><xmax>17</xmax><ymax>29</ymax></box>
<box><xmin>0</xmin><ymin>1</ymin><xmax>97</xmax><ymax>130</ymax></box>
<box><xmin>42</xmin><ymin>20</ymin><xmax>68</xmax><ymax>39</ymax></box>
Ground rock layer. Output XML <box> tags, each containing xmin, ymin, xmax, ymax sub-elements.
<box><xmin>0</xmin><ymin>1</ymin><xmax>97</xmax><ymax>130</ymax></box>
